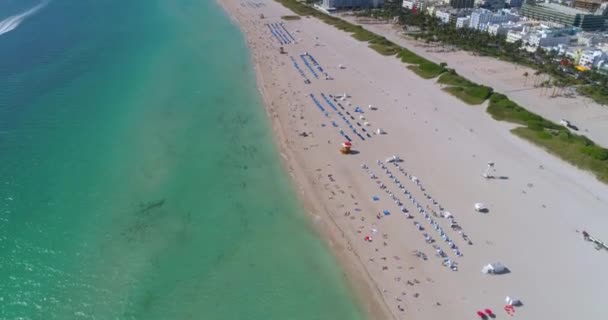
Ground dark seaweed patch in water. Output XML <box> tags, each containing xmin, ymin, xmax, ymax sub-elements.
<box><xmin>121</xmin><ymin>199</ymin><xmax>168</xmax><ymax>243</ymax></box>
<box><xmin>137</xmin><ymin>199</ymin><xmax>165</xmax><ymax>216</ymax></box>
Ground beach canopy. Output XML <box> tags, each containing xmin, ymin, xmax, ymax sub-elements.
<box><xmin>386</xmin><ymin>155</ymin><xmax>400</xmax><ymax>163</ymax></box>
<box><xmin>343</xmin><ymin>141</ymin><xmax>352</xmax><ymax>147</ymax></box>
<box><xmin>482</xmin><ymin>262</ymin><xmax>507</xmax><ymax>274</ymax></box>
<box><xmin>383</xmin><ymin>210</ymin><xmax>390</xmax><ymax>216</ymax></box>
<box><xmin>505</xmin><ymin>296</ymin><xmax>522</xmax><ymax>306</ymax></box>
<box><xmin>377</xmin><ymin>128</ymin><xmax>385</xmax><ymax>135</ymax></box>
<box><xmin>474</xmin><ymin>203</ymin><xmax>487</xmax><ymax>212</ymax></box>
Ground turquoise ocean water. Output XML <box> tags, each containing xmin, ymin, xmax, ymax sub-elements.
<box><xmin>0</xmin><ymin>0</ymin><xmax>364</xmax><ymax>319</ymax></box>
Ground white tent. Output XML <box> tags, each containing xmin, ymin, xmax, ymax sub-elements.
<box><xmin>386</xmin><ymin>155</ymin><xmax>400</xmax><ymax>163</ymax></box>
<box><xmin>376</xmin><ymin>128</ymin><xmax>386</xmax><ymax>135</ymax></box>
<box><xmin>505</xmin><ymin>296</ymin><xmax>522</xmax><ymax>306</ymax></box>
<box><xmin>474</xmin><ymin>203</ymin><xmax>487</xmax><ymax>212</ymax></box>
<box><xmin>482</xmin><ymin>262</ymin><xmax>507</xmax><ymax>274</ymax></box>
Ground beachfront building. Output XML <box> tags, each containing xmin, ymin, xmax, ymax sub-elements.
<box><xmin>402</xmin><ymin>0</ymin><xmax>427</xmax><ymax>10</ymax></box>
<box><xmin>506</xmin><ymin>28</ymin><xmax>531</xmax><ymax>44</ymax></box>
<box><xmin>435</xmin><ymin>7</ymin><xmax>470</xmax><ymax>24</ymax></box>
<box><xmin>435</xmin><ymin>8</ymin><xmax>453</xmax><ymax>23</ymax></box>
<box><xmin>449</xmin><ymin>0</ymin><xmax>474</xmax><ymax>9</ymax></box>
<box><xmin>563</xmin><ymin>46</ymin><xmax>585</xmax><ymax>62</ymax></box>
<box><xmin>487</xmin><ymin>21</ymin><xmax>524</xmax><ymax>35</ymax></box>
<box><xmin>402</xmin><ymin>0</ymin><xmax>417</xmax><ymax>10</ymax></box>
<box><xmin>520</xmin><ymin>1</ymin><xmax>608</xmax><ymax>31</ymax></box>
<box><xmin>456</xmin><ymin>16</ymin><xmax>471</xmax><ymax>28</ymax></box>
<box><xmin>469</xmin><ymin>9</ymin><xmax>520</xmax><ymax>31</ymax></box>
<box><xmin>579</xmin><ymin>49</ymin><xmax>607</xmax><ymax>67</ymax></box>
<box><xmin>321</xmin><ymin>0</ymin><xmax>384</xmax><ymax>11</ymax></box>
<box><xmin>527</xmin><ymin>28</ymin><xmax>573</xmax><ymax>49</ymax></box>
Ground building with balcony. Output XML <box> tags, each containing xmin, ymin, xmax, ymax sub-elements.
<box><xmin>520</xmin><ymin>1</ymin><xmax>608</xmax><ymax>31</ymax></box>
<box><xmin>527</xmin><ymin>28</ymin><xmax>573</xmax><ymax>48</ymax></box>
<box><xmin>456</xmin><ymin>16</ymin><xmax>471</xmax><ymax>28</ymax></box>
<box><xmin>579</xmin><ymin>49</ymin><xmax>607</xmax><ymax>67</ymax></box>
<box><xmin>573</xmin><ymin>0</ymin><xmax>605</xmax><ymax>12</ymax></box>
<box><xmin>321</xmin><ymin>0</ymin><xmax>384</xmax><ymax>11</ymax></box>
<box><xmin>487</xmin><ymin>22</ymin><xmax>524</xmax><ymax>35</ymax></box>
<box><xmin>469</xmin><ymin>9</ymin><xmax>520</xmax><ymax>31</ymax></box>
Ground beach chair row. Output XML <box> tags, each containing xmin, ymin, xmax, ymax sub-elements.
<box><xmin>323</xmin><ymin>94</ymin><xmax>369</xmax><ymax>141</ymax></box>
<box><xmin>299</xmin><ymin>54</ymin><xmax>319</xmax><ymax>79</ymax></box>
<box><xmin>278</xmin><ymin>23</ymin><xmax>295</xmax><ymax>42</ymax></box>
<box><xmin>240</xmin><ymin>1</ymin><xmax>265</xmax><ymax>8</ymax></box>
<box><xmin>361</xmin><ymin>161</ymin><xmax>460</xmax><ymax>271</ymax></box>
<box><xmin>267</xmin><ymin>23</ymin><xmax>291</xmax><ymax>45</ymax></box>
<box><xmin>290</xmin><ymin>56</ymin><xmax>310</xmax><ymax>84</ymax></box>
<box><xmin>309</xmin><ymin>94</ymin><xmax>353</xmax><ymax>142</ymax></box>
<box><xmin>302</xmin><ymin>53</ymin><xmax>329</xmax><ymax>79</ymax></box>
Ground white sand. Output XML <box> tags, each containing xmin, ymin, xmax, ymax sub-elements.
<box><xmin>341</xmin><ymin>19</ymin><xmax>608</xmax><ymax>148</ymax></box>
<box><xmin>218</xmin><ymin>1</ymin><xmax>608</xmax><ymax>319</ymax></box>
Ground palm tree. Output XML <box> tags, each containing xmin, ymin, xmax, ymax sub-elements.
<box><xmin>523</xmin><ymin>71</ymin><xmax>529</xmax><ymax>86</ymax></box>
<box><xmin>551</xmin><ymin>79</ymin><xmax>559</xmax><ymax>97</ymax></box>
<box><xmin>533</xmin><ymin>70</ymin><xmax>542</xmax><ymax>86</ymax></box>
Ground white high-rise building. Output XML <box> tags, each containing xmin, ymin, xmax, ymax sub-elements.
<box><xmin>469</xmin><ymin>9</ymin><xmax>519</xmax><ymax>31</ymax></box>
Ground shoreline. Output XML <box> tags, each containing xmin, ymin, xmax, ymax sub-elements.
<box><xmin>214</xmin><ymin>1</ymin><xmax>608</xmax><ymax>319</ymax></box>
<box><xmin>215</xmin><ymin>1</ymin><xmax>393</xmax><ymax>319</ymax></box>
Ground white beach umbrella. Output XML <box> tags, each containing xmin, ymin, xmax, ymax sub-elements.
<box><xmin>474</xmin><ymin>203</ymin><xmax>487</xmax><ymax>212</ymax></box>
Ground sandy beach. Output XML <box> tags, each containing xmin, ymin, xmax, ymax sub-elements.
<box><xmin>218</xmin><ymin>1</ymin><xmax>608</xmax><ymax>319</ymax></box>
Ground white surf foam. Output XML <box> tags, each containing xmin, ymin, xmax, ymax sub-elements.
<box><xmin>0</xmin><ymin>0</ymin><xmax>49</xmax><ymax>37</ymax></box>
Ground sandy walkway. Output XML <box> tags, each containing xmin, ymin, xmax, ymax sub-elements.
<box><xmin>218</xmin><ymin>1</ymin><xmax>608</xmax><ymax>319</ymax></box>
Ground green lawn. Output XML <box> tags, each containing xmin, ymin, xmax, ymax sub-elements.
<box><xmin>281</xmin><ymin>15</ymin><xmax>301</xmax><ymax>20</ymax></box>
<box><xmin>437</xmin><ymin>72</ymin><xmax>472</xmax><ymax>86</ymax></box>
<box><xmin>397</xmin><ymin>49</ymin><xmax>428</xmax><ymax>65</ymax></box>
<box><xmin>408</xmin><ymin>63</ymin><xmax>446</xmax><ymax>79</ymax></box>
<box><xmin>438</xmin><ymin>72</ymin><xmax>493</xmax><ymax>105</ymax></box>
<box><xmin>369</xmin><ymin>43</ymin><xmax>400</xmax><ymax>56</ymax></box>
<box><xmin>443</xmin><ymin>86</ymin><xmax>490</xmax><ymax>105</ymax></box>
<box><xmin>488</xmin><ymin>93</ymin><xmax>608</xmax><ymax>183</ymax></box>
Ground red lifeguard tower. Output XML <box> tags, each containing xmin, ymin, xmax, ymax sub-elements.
<box><xmin>340</xmin><ymin>141</ymin><xmax>352</xmax><ymax>154</ymax></box>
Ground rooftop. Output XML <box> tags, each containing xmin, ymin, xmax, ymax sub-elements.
<box><xmin>536</xmin><ymin>2</ymin><xmax>594</xmax><ymax>15</ymax></box>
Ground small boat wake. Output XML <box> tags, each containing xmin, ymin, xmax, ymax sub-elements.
<box><xmin>0</xmin><ymin>0</ymin><xmax>49</xmax><ymax>37</ymax></box>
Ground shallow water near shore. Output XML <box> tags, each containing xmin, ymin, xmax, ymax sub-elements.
<box><xmin>0</xmin><ymin>0</ymin><xmax>364</xmax><ymax>318</ymax></box>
